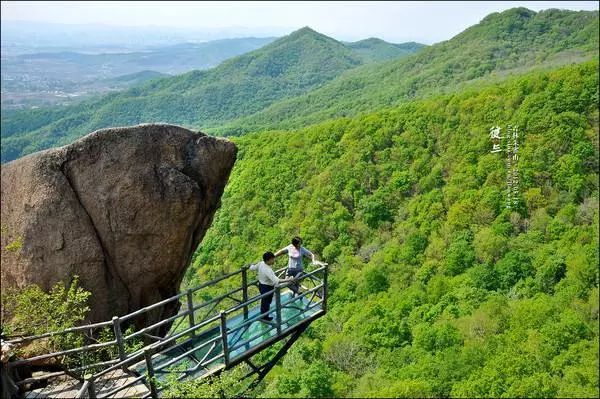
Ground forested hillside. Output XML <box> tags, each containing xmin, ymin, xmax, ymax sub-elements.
<box><xmin>215</xmin><ymin>7</ymin><xmax>599</xmax><ymax>135</ymax></box>
<box><xmin>2</xmin><ymin>28</ymin><xmax>423</xmax><ymax>162</ymax></box>
<box><xmin>184</xmin><ymin>60</ymin><xmax>599</xmax><ymax>397</ymax></box>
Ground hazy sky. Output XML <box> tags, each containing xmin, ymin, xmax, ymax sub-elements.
<box><xmin>2</xmin><ymin>1</ymin><xmax>598</xmax><ymax>44</ymax></box>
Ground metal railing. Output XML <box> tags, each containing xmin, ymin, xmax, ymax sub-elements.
<box><xmin>5</xmin><ymin>261</ymin><xmax>328</xmax><ymax>398</ymax></box>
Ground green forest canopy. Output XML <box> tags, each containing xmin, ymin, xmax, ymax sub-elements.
<box><xmin>186</xmin><ymin>60</ymin><xmax>599</xmax><ymax>397</ymax></box>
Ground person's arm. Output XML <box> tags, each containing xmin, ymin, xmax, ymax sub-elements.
<box><xmin>266</xmin><ymin>266</ymin><xmax>295</xmax><ymax>286</ymax></box>
<box><xmin>274</xmin><ymin>246</ymin><xmax>288</xmax><ymax>257</ymax></box>
<box><xmin>249</xmin><ymin>263</ymin><xmax>258</xmax><ymax>271</ymax></box>
<box><xmin>302</xmin><ymin>247</ymin><xmax>316</xmax><ymax>263</ymax></box>
<box><xmin>264</xmin><ymin>267</ymin><xmax>282</xmax><ymax>286</ymax></box>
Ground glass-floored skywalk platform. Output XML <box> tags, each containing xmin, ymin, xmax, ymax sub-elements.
<box><xmin>132</xmin><ymin>291</ymin><xmax>321</xmax><ymax>383</ymax></box>
<box><xmin>6</xmin><ymin>263</ymin><xmax>328</xmax><ymax>398</ymax></box>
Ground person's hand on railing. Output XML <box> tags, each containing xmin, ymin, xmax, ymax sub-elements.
<box><xmin>275</xmin><ymin>276</ymin><xmax>294</xmax><ymax>289</ymax></box>
<box><xmin>312</xmin><ymin>260</ymin><xmax>328</xmax><ymax>267</ymax></box>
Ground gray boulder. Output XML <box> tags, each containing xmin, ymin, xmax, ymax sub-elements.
<box><xmin>1</xmin><ymin>124</ymin><xmax>237</xmax><ymax>328</ymax></box>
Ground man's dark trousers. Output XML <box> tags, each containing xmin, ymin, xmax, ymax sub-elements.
<box><xmin>258</xmin><ymin>283</ymin><xmax>274</xmax><ymax>317</ymax></box>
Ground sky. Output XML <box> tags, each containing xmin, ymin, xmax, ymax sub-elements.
<box><xmin>2</xmin><ymin>1</ymin><xmax>598</xmax><ymax>44</ymax></box>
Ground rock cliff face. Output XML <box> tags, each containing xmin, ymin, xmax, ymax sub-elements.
<box><xmin>1</xmin><ymin>124</ymin><xmax>237</xmax><ymax>328</ymax></box>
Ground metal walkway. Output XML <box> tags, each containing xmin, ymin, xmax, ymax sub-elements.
<box><xmin>5</xmin><ymin>263</ymin><xmax>328</xmax><ymax>398</ymax></box>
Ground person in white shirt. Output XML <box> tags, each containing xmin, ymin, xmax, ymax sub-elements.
<box><xmin>249</xmin><ymin>251</ymin><xmax>293</xmax><ymax>322</ymax></box>
<box><xmin>274</xmin><ymin>236</ymin><xmax>317</xmax><ymax>296</ymax></box>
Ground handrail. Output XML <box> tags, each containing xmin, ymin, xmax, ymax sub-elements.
<box><xmin>226</xmin><ymin>306</ymin><xmax>277</xmax><ymax>335</ymax></box>
<box><xmin>5</xmin><ymin>319</ymin><xmax>114</xmax><ymax>344</ymax></box>
<box><xmin>9</xmin><ymin>261</ymin><xmax>328</xmax><ymax>398</ymax></box>
<box><xmin>124</xmin><ymin>310</ymin><xmax>189</xmax><ymax>342</ymax></box>
<box><xmin>280</xmin><ymin>284</ymin><xmax>324</xmax><ymax>307</ymax></box>
<box><xmin>98</xmin><ymin>373</ymin><xmax>146</xmax><ymax>399</ymax></box>
<box><xmin>229</xmin><ymin>302</ymin><xmax>325</xmax><ymax>359</ymax></box>
<box><xmin>120</xmin><ymin>268</ymin><xmax>246</xmax><ymax>322</ymax></box>
<box><xmin>228</xmin><ymin>326</ymin><xmax>278</xmax><ymax>355</ymax></box>
<box><xmin>224</xmin><ymin>287</ymin><xmax>278</xmax><ymax>316</ymax></box>
<box><xmin>225</xmin><ymin>264</ymin><xmax>325</xmax><ymax>315</ymax></box>
<box><xmin>5</xmin><ymin>266</ymin><xmax>252</xmax><ymax>345</ymax></box>
<box><xmin>153</xmin><ymin>335</ymin><xmax>222</xmax><ymax>373</ymax></box>
<box><xmin>4</xmin><ymin>265</ymin><xmax>311</xmax><ymax>344</ymax></box>
<box><xmin>190</xmin><ymin>286</ymin><xmax>245</xmax><ymax>313</ymax></box>
<box><xmin>119</xmin><ymin>294</ymin><xmax>187</xmax><ymax>323</ymax></box>
<box><xmin>91</xmin><ymin>314</ymin><xmax>221</xmax><ymax>380</ymax></box>
<box><xmin>228</xmin><ymin>288</ymin><xmax>325</xmax><ymax>354</ymax></box>
<box><xmin>76</xmin><ymin>379</ymin><xmax>91</xmax><ymax>398</ymax></box>
<box><xmin>7</xmin><ymin>339</ymin><xmax>117</xmax><ymax>368</ymax></box>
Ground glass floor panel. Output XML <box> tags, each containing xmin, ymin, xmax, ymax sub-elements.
<box><xmin>132</xmin><ymin>291</ymin><xmax>321</xmax><ymax>386</ymax></box>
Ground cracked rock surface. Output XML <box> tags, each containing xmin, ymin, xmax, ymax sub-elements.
<box><xmin>1</xmin><ymin>124</ymin><xmax>237</xmax><ymax>327</ymax></box>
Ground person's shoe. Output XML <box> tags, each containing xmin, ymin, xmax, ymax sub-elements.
<box><xmin>260</xmin><ymin>316</ymin><xmax>273</xmax><ymax>322</ymax></box>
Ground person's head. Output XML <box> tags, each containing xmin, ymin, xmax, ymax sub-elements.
<box><xmin>291</xmin><ymin>236</ymin><xmax>302</xmax><ymax>248</ymax></box>
<box><xmin>263</xmin><ymin>251</ymin><xmax>275</xmax><ymax>265</ymax></box>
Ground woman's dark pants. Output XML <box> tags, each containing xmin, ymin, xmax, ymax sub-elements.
<box><xmin>286</xmin><ymin>268</ymin><xmax>304</xmax><ymax>295</ymax></box>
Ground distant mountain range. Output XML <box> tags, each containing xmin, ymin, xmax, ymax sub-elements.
<box><xmin>0</xmin><ymin>20</ymin><xmax>292</xmax><ymax>54</ymax></box>
<box><xmin>0</xmin><ymin>27</ymin><xmax>425</xmax><ymax>162</ymax></box>
<box><xmin>2</xmin><ymin>37</ymin><xmax>277</xmax><ymax>77</ymax></box>
<box><xmin>0</xmin><ymin>37</ymin><xmax>278</xmax><ymax>109</ymax></box>
<box><xmin>218</xmin><ymin>7</ymin><xmax>599</xmax><ymax>135</ymax></box>
<box><xmin>1</xmin><ymin>30</ymin><xmax>424</xmax><ymax>110</ymax></box>
<box><xmin>1</xmin><ymin>8</ymin><xmax>598</xmax><ymax>163</ymax></box>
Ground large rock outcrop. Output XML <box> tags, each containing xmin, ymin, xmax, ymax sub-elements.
<box><xmin>1</xmin><ymin>124</ymin><xmax>237</xmax><ymax>327</ymax></box>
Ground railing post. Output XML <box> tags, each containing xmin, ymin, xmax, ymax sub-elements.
<box><xmin>322</xmin><ymin>264</ymin><xmax>328</xmax><ymax>313</ymax></box>
<box><xmin>275</xmin><ymin>286</ymin><xmax>282</xmax><ymax>335</ymax></box>
<box><xmin>220</xmin><ymin>310</ymin><xmax>230</xmax><ymax>367</ymax></box>
<box><xmin>242</xmin><ymin>266</ymin><xmax>249</xmax><ymax>320</ymax></box>
<box><xmin>112</xmin><ymin>316</ymin><xmax>126</xmax><ymax>362</ymax></box>
<box><xmin>144</xmin><ymin>349</ymin><xmax>159</xmax><ymax>399</ymax></box>
<box><xmin>86</xmin><ymin>375</ymin><xmax>97</xmax><ymax>399</ymax></box>
<box><xmin>187</xmin><ymin>289</ymin><xmax>196</xmax><ymax>336</ymax></box>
